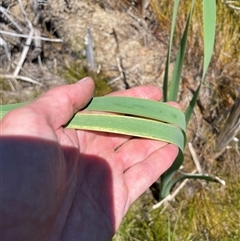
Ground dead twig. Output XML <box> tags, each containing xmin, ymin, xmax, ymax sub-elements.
<box><xmin>0</xmin><ymin>36</ymin><xmax>11</xmax><ymax>62</ymax></box>
<box><xmin>233</xmin><ymin>137</ymin><xmax>240</xmax><ymax>156</ymax></box>
<box><xmin>13</xmin><ymin>0</ymin><xmax>34</xmax><ymax>77</ymax></box>
<box><xmin>0</xmin><ymin>74</ymin><xmax>42</xmax><ymax>85</ymax></box>
<box><xmin>84</xmin><ymin>27</ymin><xmax>96</xmax><ymax>72</ymax></box>
<box><xmin>116</xmin><ymin>57</ymin><xmax>129</xmax><ymax>89</ymax></box>
<box><xmin>152</xmin><ymin>169</ymin><xmax>198</xmax><ymax>210</ymax></box>
<box><xmin>0</xmin><ymin>6</ymin><xmax>23</xmax><ymax>32</ymax></box>
<box><xmin>27</xmin><ymin>28</ymin><xmax>42</xmax><ymax>61</ymax></box>
<box><xmin>0</xmin><ymin>30</ymin><xmax>63</xmax><ymax>42</ymax></box>
<box><xmin>188</xmin><ymin>142</ymin><xmax>202</xmax><ymax>173</ymax></box>
<box><xmin>152</xmin><ymin>143</ymin><xmax>203</xmax><ymax>210</ymax></box>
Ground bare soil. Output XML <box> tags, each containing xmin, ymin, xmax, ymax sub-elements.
<box><xmin>0</xmin><ymin>0</ymin><xmax>173</xmax><ymax>93</ymax></box>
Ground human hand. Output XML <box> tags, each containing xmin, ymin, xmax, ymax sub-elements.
<box><xmin>1</xmin><ymin>77</ymin><xmax>179</xmax><ymax>241</ymax></box>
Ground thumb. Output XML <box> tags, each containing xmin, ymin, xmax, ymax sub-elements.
<box><xmin>29</xmin><ymin>77</ymin><xmax>95</xmax><ymax>128</ymax></box>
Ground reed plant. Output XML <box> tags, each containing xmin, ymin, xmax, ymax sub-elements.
<box><xmin>112</xmin><ymin>1</ymin><xmax>240</xmax><ymax>240</ymax></box>
<box><xmin>0</xmin><ymin>0</ymin><xmax>223</xmax><ymax>201</ymax></box>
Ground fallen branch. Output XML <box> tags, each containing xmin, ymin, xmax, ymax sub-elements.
<box><xmin>0</xmin><ymin>36</ymin><xmax>11</xmax><ymax>61</ymax></box>
<box><xmin>0</xmin><ymin>30</ymin><xmax>63</xmax><ymax>42</ymax></box>
<box><xmin>0</xmin><ymin>6</ymin><xmax>23</xmax><ymax>32</ymax></box>
<box><xmin>188</xmin><ymin>142</ymin><xmax>202</xmax><ymax>173</ymax></box>
<box><xmin>13</xmin><ymin>0</ymin><xmax>34</xmax><ymax>77</ymax></box>
<box><xmin>116</xmin><ymin>57</ymin><xmax>129</xmax><ymax>89</ymax></box>
<box><xmin>0</xmin><ymin>74</ymin><xmax>43</xmax><ymax>85</ymax></box>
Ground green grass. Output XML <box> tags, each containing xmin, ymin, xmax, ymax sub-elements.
<box><xmin>113</xmin><ymin>161</ymin><xmax>240</xmax><ymax>240</ymax></box>
<box><xmin>151</xmin><ymin>0</ymin><xmax>240</xmax><ymax>67</ymax></box>
<box><xmin>60</xmin><ymin>61</ymin><xmax>113</xmax><ymax>97</ymax></box>
<box><xmin>0</xmin><ymin>61</ymin><xmax>113</xmax><ymax>106</ymax></box>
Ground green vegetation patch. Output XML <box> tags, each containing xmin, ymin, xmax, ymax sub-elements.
<box><xmin>60</xmin><ymin>61</ymin><xmax>113</xmax><ymax>97</ymax></box>
<box><xmin>114</xmin><ymin>168</ymin><xmax>240</xmax><ymax>241</ymax></box>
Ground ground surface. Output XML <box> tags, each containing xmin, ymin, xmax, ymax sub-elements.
<box><xmin>1</xmin><ymin>0</ymin><xmax>172</xmax><ymax>94</ymax></box>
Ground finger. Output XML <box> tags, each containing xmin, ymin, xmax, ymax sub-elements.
<box><xmin>123</xmin><ymin>144</ymin><xmax>178</xmax><ymax>208</ymax></box>
<box><xmin>108</xmin><ymin>85</ymin><xmax>162</xmax><ymax>101</ymax></box>
<box><xmin>114</xmin><ymin>138</ymin><xmax>168</xmax><ymax>170</ymax></box>
<box><xmin>166</xmin><ymin>101</ymin><xmax>182</xmax><ymax>110</ymax></box>
<box><xmin>28</xmin><ymin>77</ymin><xmax>95</xmax><ymax>129</ymax></box>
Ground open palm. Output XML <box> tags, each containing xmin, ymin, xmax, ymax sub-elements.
<box><xmin>1</xmin><ymin>78</ymin><xmax>178</xmax><ymax>241</ymax></box>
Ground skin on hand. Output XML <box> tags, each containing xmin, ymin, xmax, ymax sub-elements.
<box><xmin>0</xmin><ymin>77</ymin><xmax>179</xmax><ymax>241</ymax></box>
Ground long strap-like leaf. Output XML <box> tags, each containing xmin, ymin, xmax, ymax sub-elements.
<box><xmin>163</xmin><ymin>0</ymin><xmax>181</xmax><ymax>102</ymax></box>
<box><xmin>1</xmin><ymin>96</ymin><xmax>186</xmax><ymax>153</ymax></box>
<box><xmin>86</xmin><ymin>97</ymin><xmax>186</xmax><ymax>132</ymax></box>
<box><xmin>185</xmin><ymin>0</ymin><xmax>216</xmax><ymax>124</ymax></box>
<box><xmin>168</xmin><ymin>0</ymin><xmax>196</xmax><ymax>101</ymax></box>
<box><xmin>69</xmin><ymin>113</ymin><xmax>185</xmax><ymax>151</ymax></box>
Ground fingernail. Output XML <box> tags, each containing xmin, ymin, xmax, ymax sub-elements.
<box><xmin>77</xmin><ymin>77</ymin><xmax>89</xmax><ymax>84</ymax></box>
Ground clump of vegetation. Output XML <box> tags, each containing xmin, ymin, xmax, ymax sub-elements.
<box><xmin>151</xmin><ymin>0</ymin><xmax>240</xmax><ymax>66</ymax></box>
<box><xmin>60</xmin><ymin>61</ymin><xmax>113</xmax><ymax>96</ymax></box>
<box><xmin>113</xmin><ymin>163</ymin><xmax>240</xmax><ymax>240</ymax></box>
<box><xmin>0</xmin><ymin>78</ymin><xmax>14</xmax><ymax>92</ymax></box>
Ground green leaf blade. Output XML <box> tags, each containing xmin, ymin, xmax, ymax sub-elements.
<box><xmin>162</xmin><ymin>172</ymin><xmax>225</xmax><ymax>198</ymax></box>
<box><xmin>163</xmin><ymin>0</ymin><xmax>181</xmax><ymax>102</ymax></box>
<box><xmin>168</xmin><ymin>0</ymin><xmax>196</xmax><ymax>101</ymax></box>
<box><xmin>68</xmin><ymin>113</ymin><xmax>185</xmax><ymax>152</ymax></box>
<box><xmin>160</xmin><ymin>151</ymin><xmax>184</xmax><ymax>198</ymax></box>
<box><xmin>86</xmin><ymin>96</ymin><xmax>186</xmax><ymax>132</ymax></box>
<box><xmin>185</xmin><ymin>0</ymin><xmax>216</xmax><ymax>124</ymax></box>
<box><xmin>0</xmin><ymin>102</ymin><xmax>27</xmax><ymax>118</ymax></box>
<box><xmin>203</xmin><ymin>0</ymin><xmax>216</xmax><ymax>77</ymax></box>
